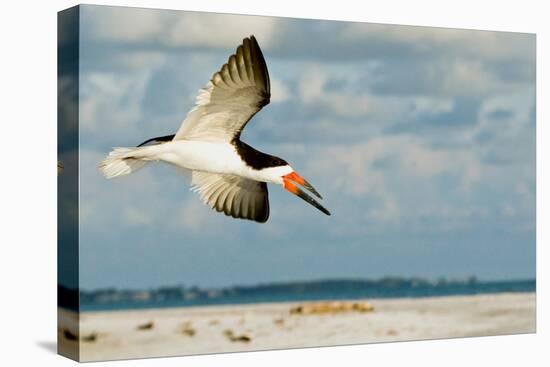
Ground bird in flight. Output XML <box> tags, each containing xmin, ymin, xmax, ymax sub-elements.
<box><xmin>100</xmin><ymin>35</ymin><xmax>330</xmax><ymax>223</ymax></box>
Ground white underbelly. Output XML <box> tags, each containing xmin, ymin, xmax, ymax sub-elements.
<box><xmin>153</xmin><ymin>140</ymin><xmax>245</xmax><ymax>175</ymax></box>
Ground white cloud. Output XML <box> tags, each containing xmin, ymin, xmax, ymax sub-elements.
<box><xmin>341</xmin><ymin>22</ymin><xmax>535</xmax><ymax>62</ymax></box>
<box><xmin>166</xmin><ymin>13</ymin><xmax>277</xmax><ymax>49</ymax></box>
<box><xmin>440</xmin><ymin>59</ymin><xmax>497</xmax><ymax>96</ymax></box>
<box><xmin>475</xmin><ymin>89</ymin><xmax>535</xmax><ymax>139</ymax></box>
<box><xmin>400</xmin><ymin>143</ymin><xmax>450</xmax><ymax>178</ymax></box>
<box><xmin>83</xmin><ymin>5</ymin><xmax>278</xmax><ymax>49</ymax></box>
<box><xmin>366</xmin><ymin>192</ymin><xmax>401</xmax><ymax>223</ymax></box>
<box><xmin>303</xmin><ymin>132</ymin><xmax>495</xmax><ymax>232</ymax></box>
<box><xmin>270</xmin><ymin>77</ymin><xmax>291</xmax><ymax>103</ymax></box>
<box><xmin>410</xmin><ymin>97</ymin><xmax>454</xmax><ymax>116</ymax></box>
<box><xmin>178</xmin><ymin>197</ymin><xmax>214</xmax><ymax>235</ymax></box>
<box><xmin>80</xmin><ymin>71</ymin><xmax>152</xmax><ymax>133</ymax></box>
<box><xmin>297</xmin><ymin>64</ymin><xmax>392</xmax><ymax>119</ymax></box>
<box><xmin>79</xmin><ymin>149</ymin><xmax>178</xmax><ymax>232</ymax></box>
<box><xmin>84</xmin><ymin>6</ymin><xmax>166</xmax><ymax>43</ymax></box>
<box><xmin>298</xmin><ymin>64</ymin><xmax>326</xmax><ymax>103</ymax></box>
<box><xmin>124</xmin><ymin>207</ymin><xmax>154</xmax><ymax>226</ymax></box>
<box><xmin>295</xmin><ymin>63</ymin><xmax>484</xmax><ymax>125</ymax></box>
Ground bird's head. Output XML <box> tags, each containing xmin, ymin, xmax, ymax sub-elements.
<box><xmin>260</xmin><ymin>164</ymin><xmax>330</xmax><ymax>216</ymax></box>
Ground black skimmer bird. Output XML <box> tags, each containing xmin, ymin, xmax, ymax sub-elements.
<box><xmin>100</xmin><ymin>36</ymin><xmax>330</xmax><ymax>223</ymax></box>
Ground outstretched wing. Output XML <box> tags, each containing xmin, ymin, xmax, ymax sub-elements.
<box><xmin>190</xmin><ymin>171</ymin><xmax>270</xmax><ymax>223</ymax></box>
<box><xmin>173</xmin><ymin>36</ymin><xmax>270</xmax><ymax>142</ymax></box>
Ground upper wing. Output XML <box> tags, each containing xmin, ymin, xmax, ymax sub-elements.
<box><xmin>173</xmin><ymin>36</ymin><xmax>270</xmax><ymax>142</ymax></box>
<box><xmin>190</xmin><ymin>171</ymin><xmax>270</xmax><ymax>223</ymax></box>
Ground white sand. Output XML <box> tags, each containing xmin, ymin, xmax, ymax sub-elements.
<box><xmin>58</xmin><ymin>292</ymin><xmax>536</xmax><ymax>362</ymax></box>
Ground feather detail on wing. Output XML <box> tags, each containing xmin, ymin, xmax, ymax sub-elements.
<box><xmin>173</xmin><ymin>36</ymin><xmax>270</xmax><ymax>142</ymax></box>
<box><xmin>190</xmin><ymin>171</ymin><xmax>270</xmax><ymax>223</ymax></box>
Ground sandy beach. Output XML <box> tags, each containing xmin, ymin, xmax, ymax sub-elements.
<box><xmin>58</xmin><ymin>292</ymin><xmax>535</xmax><ymax>362</ymax></box>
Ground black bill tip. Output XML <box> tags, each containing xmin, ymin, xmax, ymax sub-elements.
<box><xmin>294</xmin><ymin>186</ymin><xmax>331</xmax><ymax>216</ymax></box>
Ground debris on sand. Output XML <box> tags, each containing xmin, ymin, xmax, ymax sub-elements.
<box><xmin>273</xmin><ymin>317</ymin><xmax>285</xmax><ymax>326</ymax></box>
<box><xmin>224</xmin><ymin>329</ymin><xmax>252</xmax><ymax>343</ymax></box>
<box><xmin>62</xmin><ymin>329</ymin><xmax>78</xmax><ymax>341</ymax></box>
<box><xmin>180</xmin><ymin>322</ymin><xmax>196</xmax><ymax>337</ymax></box>
<box><xmin>82</xmin><ymin>332</ymin><xmax>98</xmax><ymax>342</ymax></box>
<box><xmin>290</xmin><ymin>301</ymin><xmax>374</xmax><ymax>315</ymax></box>
<box><xmin>353</xmin><ymin>301</ymin><xmax>375</xmax><ymax>312</ymax></box>
<box><xmin>61</xmin><ymin>329</ymin><xmax>98</xmax><ymax>342</ymax></box>
<box><xmin>137</xmin><ymin>321</ymin><xmax>154</xmax><ymax>330</ymax></box>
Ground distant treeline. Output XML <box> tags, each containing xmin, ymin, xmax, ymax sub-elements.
<box><xmin>58</xmin><ymin>276</ymin><xmax>536</xmax><ymax>311</ymax></box>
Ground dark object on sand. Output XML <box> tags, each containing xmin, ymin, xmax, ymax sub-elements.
<box><xmin>62</xmin><ymin>329</ymin><xmax>78</xmax><ymax>341</ymax></box>
<box><xmin>181</xmin><ymin>322</ymin><xmax>196</xmax><ymax>336</ymax></box>
<box><xmin>290</xmin><ymin>301</ymin><xmax>375</xmax><ymax>315</ymax></box>
<box><xmin>137</xmin><ymin>321</ymin><xmax>154</xmax><ymax>330</ymax></box>
<box><xmin>82</xmin><ymin>332</ymin><xmax>98</xmax><ymax>342</ymax></box>
<box><xmin>224</xmin><ymin>329</ymin><xmax>252</xmax><ymax>343</ymax></box>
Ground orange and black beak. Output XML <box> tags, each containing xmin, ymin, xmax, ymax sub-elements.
<box><xmin>282</xmin><ymin>172</ymin><xmax>330</xmax><ymax>216</ymax></box>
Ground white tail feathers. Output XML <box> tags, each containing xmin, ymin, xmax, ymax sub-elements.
<box><xmin>99</xmin><ymin>147</ymin><xmax>149</xmax><ymax>179</ymax></box>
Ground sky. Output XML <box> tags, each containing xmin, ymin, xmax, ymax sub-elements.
<box><xmin>70</xmin><ymin>5</ymin><xmax>535</xmax><ymax>290</ymax></box>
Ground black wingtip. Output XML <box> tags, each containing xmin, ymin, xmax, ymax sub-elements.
<box><xmin>247</xmin><ymin>35</ymin><xmax>259</xmax><ymax>48</ymax></box>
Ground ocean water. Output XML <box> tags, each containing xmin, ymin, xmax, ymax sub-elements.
<box><xmin>78</xmin><ymin>279</ymin><xmax>536</xmax><ymax>312</ymax></box>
